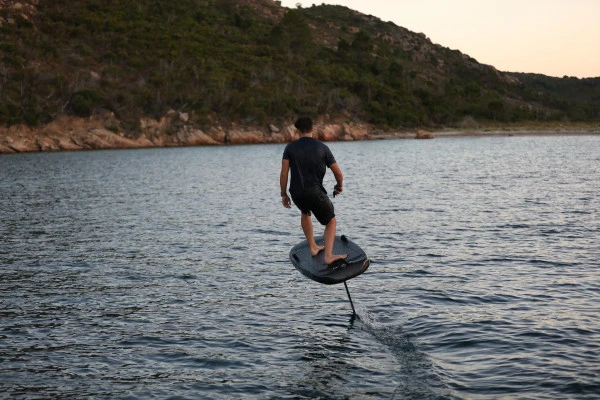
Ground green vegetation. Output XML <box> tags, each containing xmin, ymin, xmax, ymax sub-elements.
<box><xmin>0</xmin><ymin>0</ymin><xmax>598</xmax><ymax>133</ymax></box>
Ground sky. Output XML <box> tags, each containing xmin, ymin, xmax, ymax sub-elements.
<box><xmin>278</xmin><ymin>0</ymin><xmax>599</xmax><ymax>78</ymax></box>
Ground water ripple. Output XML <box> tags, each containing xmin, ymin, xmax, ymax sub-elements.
<box><xmin>1</xmin><ymin>138</ymin><xmax>599</xmax><ymax>399</ymax></box>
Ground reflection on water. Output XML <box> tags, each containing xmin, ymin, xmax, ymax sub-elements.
<box><xmin>1</xmin><ymin>136</ymin><xmax>599</xmax><ymax>399</ymax></box>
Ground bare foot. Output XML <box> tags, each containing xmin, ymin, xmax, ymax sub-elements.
<box><xmin>325</xmin><ymin>253</ymin><xmax>347</xmax><ymax>265</ymax></box>
<box><xmin>310</xmin><ymin>245</ymin><xmax>325</xmax><ymax>257</ymax></box>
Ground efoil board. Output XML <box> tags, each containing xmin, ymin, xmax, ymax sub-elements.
<box><xmin>289</xmin><ymin>235</ymin><xmax>369</xmax><ymax>285</ymax></box>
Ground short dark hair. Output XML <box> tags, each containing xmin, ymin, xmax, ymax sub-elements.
<box><xmin>294</xmin><ymin>117</ymin><xmax>312</xmax><ymax>133</ymax></box>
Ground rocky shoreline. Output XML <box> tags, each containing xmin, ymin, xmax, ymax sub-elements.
<box><xmin>0</xmin><ymin>111</ymin><xmax>424</xmax><ymax>154</ymax></box>
<box><xmin>1</xmin><ymin>111</ymin><xmax>598</xmax><ymax>154</ymax></box>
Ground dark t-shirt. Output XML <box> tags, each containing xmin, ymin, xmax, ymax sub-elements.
<box><xmin>282</xmin><ymin>137</ymin><xmax>336</xmax><ymax>196</ymax></box>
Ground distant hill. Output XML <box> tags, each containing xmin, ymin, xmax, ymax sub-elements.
<box><xmin>1</xmin><ymin>0</ymin><xmax>598</xmax><ymax>134</ymax></box>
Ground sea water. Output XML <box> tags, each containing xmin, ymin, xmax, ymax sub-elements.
<box><xmin>1</xmin><ymin>136</ymin><xmax>598</xmax><ymax>399</ymax></box>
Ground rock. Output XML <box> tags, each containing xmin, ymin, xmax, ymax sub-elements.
<box><xmin>37</xmin><ymin>136</ymin><xmax>61</xmax><ymax>152</ymax></box>
<box><xmin>140</xmin><ymin>117</ymin><xmax>162</xmax><ymax>137</ymax></box>
<box><xmin>0</xmin><ymin>142</ymin><xmax>16</xmax><ymax>153</ymax></box>
<box><xmin>1</xmin><ymin>124</ymin><xmax>36</xmax><ymax>152</ymax></box>
<box><xmin>281</xmin><ymin>125</ymin><xmax>298</xmax><ymax>142</ymax></box>
<box><xmin>132</xmin><ymin>135</ymin><xmax>154</xmax><ymax>148</ymax></box>
<box><xmin>225</xmin><ymin>129</ymin><xmax>265</xmax><ymax>144</ymax></box>
<box><xmin>176</xmin><ymin>126</ymin><xmax>218</xmax><ymax>145</ymax></box>
<box><xmin>320</xmin><ymin>124</ymin><xmax>342</xmax><ymax>141</ymax></box>
<box><xmin>267</xmin><ymin>132</ymin><xmax>286</xmax><ymax>143</ymax></box>
<box><xmin>90</xmin><ymin>71</ymin><xmax>101</xmax><ymax>81</ymax></box>
<box><xmin>343</xmin><ymin>123</ymin><xmax>369</xmax><ymax>140</ymax></box>
<box><xmin>55</xmin><ymin>135</ymin><xmax>84</xmax><ymax>151</ymax></box>
<box><xmin>207</xmin><ymin>127</ymin><xmax>226</xmax><ymax>143</ymax></box>
<box><xmin>187</xmin><ymin>129</ymin><xmax>219</xmax><ymax>146</ymax></box>
<box><xmin>140</xmin><ymin>114</ymin><xmax>173</xmax><ymax>140</ymax></box>
<box><xmin>83</xmin><ymin>128</ymin><xmax>144</xmax><ymax>149</ymax></box>
<box><xmin>415</xmin><ymin>130</ymin><xmax>435</xmax><ymax>139</ymax></box>
<box><xmin>97</xmin><ymin>110</ymin><xmax>120</xmax><ymax>131</ymax></box>
<box><xmin>81</xmin><ymin>129</ymin><xmax>112</xmax><ymax>149</ymax></box>
<box><xmin>269</xmin><ymin>124</ymin><xmax>280</xmax><ymax>133</ymax></box>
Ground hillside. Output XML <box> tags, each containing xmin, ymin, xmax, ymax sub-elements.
<box><xmin>0</xmin><ymin>0</ymin><xmax>598</xmax><ymax>147</ymax></box>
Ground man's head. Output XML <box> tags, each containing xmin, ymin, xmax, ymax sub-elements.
<box><xmin>294</xmin><ymin>117</ymin><xmax>313</xmax><ymax>134</ymax></box>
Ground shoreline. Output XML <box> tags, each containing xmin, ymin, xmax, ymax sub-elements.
<box><xmin>432</xmin><ymin>129</ymin><xmax>600</xmax><ymax>138</ymax></box>
<box><xmin>1</xmin><ymin>115</ymin><xmax>598</xmax><ymax>154</ymax></box>
<box><xmin>371</xmin><ymin>128</ymin><xmax>600</xmax><ymax>141</ymax></box>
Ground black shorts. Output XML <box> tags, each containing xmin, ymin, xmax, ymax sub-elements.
<box><xmin>291</xmin><ymin>186</ymin><xmax>335</xmax><ymax>225</ymax></box>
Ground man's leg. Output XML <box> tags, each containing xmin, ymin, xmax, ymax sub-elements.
<box><xmin>301</xmin><ymin>213</ymin><xmax>324</xmax><ymax>256</ymax></box>
<box><xmin>323</xmin><ymin>217</ymin><xmax>347</xmax><ymax>265</ymax></box>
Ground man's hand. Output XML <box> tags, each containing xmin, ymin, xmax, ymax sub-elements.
<box><xmin>330</xmin><ymin>163</ymin><xmax>343</xmax><ymax>197</ymax></box>
<box><xmin>333</xmin><ymin>184</ymin><xmax>343</xmax><ymax>197</ymax></box>
<box><xmin>282</xmin><ymin>194</ymin><xmax>292</xmax><ymax>208</ymax></box>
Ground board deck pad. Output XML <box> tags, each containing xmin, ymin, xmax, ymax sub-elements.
<box><xmin>289</xmin><ymin>235</ymin><xmax>369</xmax><ymax>285</ymax></box>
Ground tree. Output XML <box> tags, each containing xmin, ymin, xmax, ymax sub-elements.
<box><xmin>275</xmin><ymin>9</ymin><xmax>314</xmax><ymax>53</ymax></box>
<box><xmin>488</xmin><ymin>99</ymin><xmax>504</xmax><ymax>121</ymax></box>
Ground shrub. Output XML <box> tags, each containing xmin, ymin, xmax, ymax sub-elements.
<box><xmin>70</xmin><ymin>89</ymin><xmax>101</xmax><ymax>117</ymax></box>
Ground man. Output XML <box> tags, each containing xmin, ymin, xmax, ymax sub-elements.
<box><xmin>280</xmin><ymin>117</ymin><xmax>347</xmax><ymax>265</ymax></box>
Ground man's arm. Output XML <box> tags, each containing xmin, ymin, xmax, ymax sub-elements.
<box><xmin>330</xmin><ymin>162</ymin><xmax>344</xmax><ymax>196</ymax></box>
<box><xmin>280</xmin><ymin>159</ymin><xmax>291</xmax><ymax>208</ymax></box>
